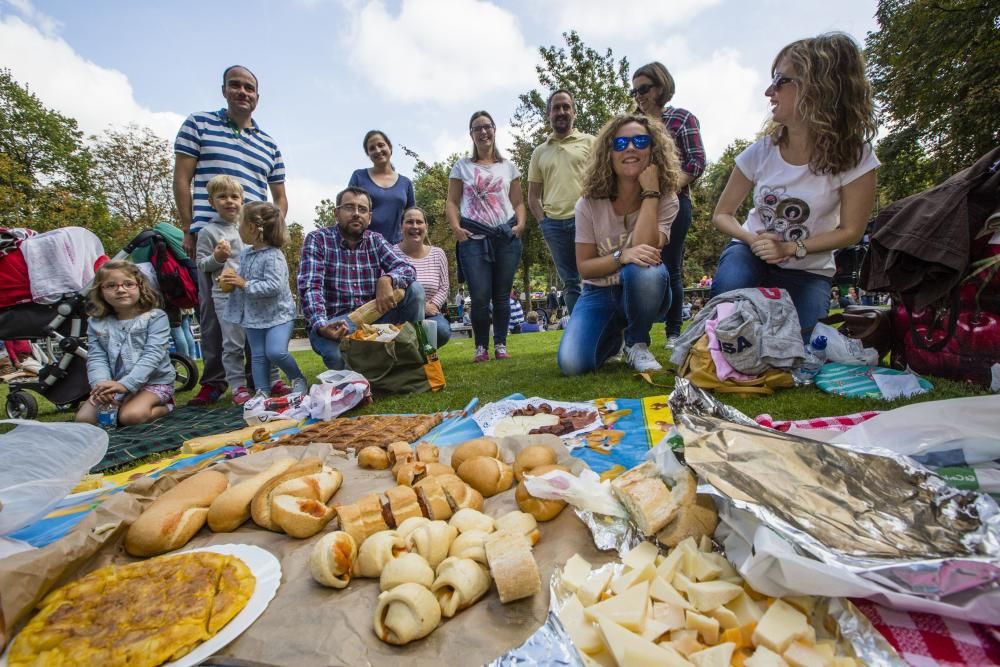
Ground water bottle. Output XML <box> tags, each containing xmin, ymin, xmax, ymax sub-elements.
<box><xmin>97</xmin><ymin>402</ymin><xmax>119</xmax><ymax>428</ymax></box>
<box><xmin>792</xmin><ymin>335</ymin><xmax>829</xmax><ymax>386</ymax></box>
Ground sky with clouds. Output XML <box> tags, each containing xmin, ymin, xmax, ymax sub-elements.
<box><xmin>1</xmin><ymin>0</ymin><xmax>879</xmax><ymax>229</ymax></box>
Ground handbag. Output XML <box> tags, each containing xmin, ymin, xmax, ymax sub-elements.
<box><xmin>340</xmin><ymin>322</ymin><xmax>445</xmax><ymax>394</ymax></box>
<box><xmin>820</xmin><ymin>306</ymin><xmax>892</xmax><ymax>361</ymax></box>
<box><xmin>678</xmin><ymin>335</ymin><xmax>794</xmax><ymax>396</ymax></box>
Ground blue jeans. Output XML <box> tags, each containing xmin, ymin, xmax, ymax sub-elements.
<box><xmin>308</xmin><ymin>282</ymin><xmax>426</xmax><ymax>370</ymax></box>
<box><xmin>540</xmin><ymin>217</ymin><xmax>581</xmax><ymax>315</ymax></box>
<box><xmin>245</xmin><ymin>321</ymin><xmax>303</xmax><ymax>391</ymax></box>
<box><xmin>457</xmin><ymin>235</ymin><xmax>522</xmax><ymax>348</ymax></box>
<box><xmin>712</xmin><ymin>241</ymin><xmax>833</xmax><ymax>340</ymax></box>
<box><xmin>557</xmin><ymin>263</ymin><xmax>670</xmax><ymax>376</ymax></box>
<box><xmin>660</xmin><ymin>195</ymin><xmax>692</xmax><ymax>336</ymax></box>
<box><xmin>427</xmin><ymin>312</ymin><xmax>452</xmax><ymax>348</ymax></box>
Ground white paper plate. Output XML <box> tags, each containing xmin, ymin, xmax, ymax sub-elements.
<box><xmin>0</xmin><ymin>543</ymin><xmax>281</xmax><ymax>667</ymax></box>
<box><xmin>474</xmin><ymin>397</ymin><xmax>602</xmax><ymax>438</ymax></box>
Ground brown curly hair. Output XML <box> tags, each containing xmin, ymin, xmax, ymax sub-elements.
<box><xmin>242</xmin><ymin>201</ymin><xmax>289</xmax><ymax>248</ymax></box>
<box><xmin>89</xmin><ymin>260</ymin><xmax>161</xmax><ymax>318</ymax></box>
<box><xmin>768</xmin><ymin>32</ymin><xmax>877</xmax><ymax>175</ymax></box>
<box><xmin>581</xmin><ymin>114</ymin><xmax>681</xmax><ymax>200</ymax></box>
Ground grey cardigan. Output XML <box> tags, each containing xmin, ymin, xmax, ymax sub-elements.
<box><xmin>87</xmin><ymin>308</ymin><xmax>176</xmax><ymax>393</ymax></box>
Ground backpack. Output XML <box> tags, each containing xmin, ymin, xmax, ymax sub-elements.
<box><xmin>149</xmin><ymin>235</ymin><xmax>199</xmax><ymax>309</ymax></box>
<box><xmin>678</xmin><ymin>334</ymin><xmax>795</xmax><ymax>396</ymax></box>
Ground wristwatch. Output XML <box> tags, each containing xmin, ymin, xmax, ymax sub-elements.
<box><xmin>793</xmin><ymin>239</ymin><xmax>808</xmax><ymax>259</ymax></box>
<box><xmin>612</xmin><ymin>249</ymin><xmax>623</xmax><ymax>266</ymax></box>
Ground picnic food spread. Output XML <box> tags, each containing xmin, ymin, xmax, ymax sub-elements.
<box><xmin>271</xmin><ymin>413</ymin><xmax>442</xmax><ymax>449</ymax></box>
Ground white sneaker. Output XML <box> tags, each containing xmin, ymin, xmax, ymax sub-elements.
<box><xmin>291</xmin><ymin>377</ymin><xmax>308</xmax><ymax>395</ymax></box>
<box><xmin>664</xmin><ymin>335</ymin><xmax>681</xmax><ymax>350</ymax></box>
<box><xmin>625</xmin><ymin>343</ymin><xmax>662</xmax><ymax>372</ymax></box>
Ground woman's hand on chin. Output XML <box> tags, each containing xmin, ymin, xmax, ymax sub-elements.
<box><xmin>638</xmin><ymin>164</ymin><xmax>659</xmax><ymax>191</ymax></box>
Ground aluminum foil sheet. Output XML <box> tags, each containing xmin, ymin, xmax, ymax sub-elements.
<box><xmin>669</xmin><ymin>378</ymin><xmax>1000</xmax><ymax>599</ymax></box>
<box><xmin>486</xmin><ymin>610</ymin><xmax>583</xmax><ymax>667</ymax></box>
<box><xmin>573</xmin><ymin>509</ymin><xmax>644</xmax><ymax>557</ymax></box>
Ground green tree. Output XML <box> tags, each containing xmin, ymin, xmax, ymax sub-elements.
<box><xmin>314</xmin><ymin>198</ymin><xmax>336</xmax><ymax>227</ymax></box>
<box><xmin>402</xmin><ymin>145</ymin><xmax>463</xmax><ymax>295</ymax></box>
<box><xmin>865</xmin><ymin>0</ymin><xmax>1000</xmax><ymax>192</ymax></box>
<box><xmin>283</xmin><ymin>221</ymin><xmax>305</xmax><ymax>293</ymax></box>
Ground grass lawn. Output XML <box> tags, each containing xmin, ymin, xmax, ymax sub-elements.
<box><xmin>1</xmin><ymin>327</ymin><xmax>990</xmax><ymax>426</ymax></box>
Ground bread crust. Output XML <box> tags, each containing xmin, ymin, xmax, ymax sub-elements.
<box><xmin>456</xmin><ymin>456</ymin><xmax>514</xmax><ymax>497</ymax></box>
<box><xmin>207</xmin><ymin>458</ymin><xmax>296</xmax><ymax>532</ymax></box>
<box><xmin>125</xmin><ymin>470</ymin><xmax>229</xmax><ymax>557</ymax></box>
<box><xmin>250</xmin><ymin>459</ymin><xmax>324</xmax><ymax>531</ymax></box>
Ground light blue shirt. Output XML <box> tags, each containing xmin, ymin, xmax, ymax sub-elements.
<box><xmin>223</xmin><ymin>246</ymin><xmax>296</xmax><ymax>329</ymax></box>
<box><xmin>87</xmin><ymin>309</ymin><xmax>176</xmax><ymax>393</ymax></box>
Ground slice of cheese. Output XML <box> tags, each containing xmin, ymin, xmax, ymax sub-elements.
<box><xmin>594</xmin><ymin>614</ymin><xmax>693</xmax><ymax>667</ymax></box>
<box><xmin>640</xmin><ymin>616</ymin><xmax>671</xmax><ymax>643</ymax></box>
<box><xmin>699</xmin><ymin>535</ymin><xmax>714</xmax><ymax>552</ymax></box>
<box><xmin>581</xmin><ymin>649</ymin><xmax>617</xmax><ymax>667</ymax></box>
<box><xmin>560</xmin><ymin>594</ymin><xmax>603</xmax><ymax>654</ymax></box>
<box><xmin>622</xmin><ymin>541</ymin><xmax>660</xmax><ymax>571</ymax></box>
<box><xmin>652</xmin><ymin>601</ymin><xmax>687</xmax><ymax>631</ymax></box>
<box><xmin>708</xmin><ymin>605</ymin><xmax>740</xmax><ymax>630</ymax></box>
<box><xmin>673</xmin><ymin>572</ymin><xmax>694</xmax><ymax>593</ymax></box>
<box><xmin>611</xmin><ymin>562</ymin><xmax>656</xmax><ymax>596</ymax></box>
<box><xmin>650</xmin><ymin>576</ymin><xmax>693</xmax><ymax>609</ymax></box>
<box><xmin>493</xmin><ymin>413</ymin><xmax>560</xmax><ymax>437</ymax></box>
<box><xmin>659</xmin><ymin>537</ymin><xmax>697</xmax><ymax>582</ymax></box>
<box><xmin>685</xmin><ymin>550</ymin><xmax>723</xmax><ymax>582</ymax></box>
<box><xmin>782</xmin><ymin>641</ymin><xmax>832</xmax><ymax>667</ymax></box>
<box><xmin>685</xmin><ymin>580</ymin><xmax>743</xmax><ymax>612</ymax></box>
<box><xmin>689</xmin><ymin>642</ymin><xmax>737</xmax><ymax>667</ymax></box>
<box><xmin>577</xmin><ymin>568</ymin><xmax>614</xmax><ymax>607</ymax></box>
<box><xmin>745</xmin><ymin>646</ymin><xmax>790</xmax><ymax>667</ymax></box>
<box><xmin>667</xmin><ymin>629</ymin><xmax>705</xmax><ymax>658</ymax></box>
<box><xmin>584</xmin><ymin>580</ymin><xmax>650</xmax><ymax>631</ymax></box>
<box><xmin>623</xmin><ymin>641</ymin><xmax>695</xmax><ymax>667</ymax></box>
<box><xmin>685</xmin><ymin>610</ymin><xmax>720</xmax><ymax>645</ymax></box>
<box><xmin>720</xmin><ymin>622</ymin><xmax>757</xmax><ymax>650</ymax></box>
<box><xmin>726</xmin><ymin>592</ymin><xmax>764</xmax><ymax>626</ymax></box>
<box><xmin>753</xmin><ymin>599</ymin><xmax>812</xmax><ymax>654</ymax></box>
<box><xmin>703</xmin><ymin>552</ymin><xmax>739</xmax><ymax>579</ymax></box>
<box><xmin>561</xmin><ymin>554</ymin><xmax>593</xmax><ymax>593</ymax></box>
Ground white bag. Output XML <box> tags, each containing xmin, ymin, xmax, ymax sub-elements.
<box><xmin>0</xmin><ymin>420</ymin><xmax>107</xmax><ymax>535</ymax></box>
<box><xmin>243</xmin><ymin>393</ymin><xmax>311</xmax><ymax>426</ymax></box>
<box><xmin>309</xmin><ymin>370</ymin><xmax>371</xmax><ymax>421</ymax></box>
<box><xmin>811</xmin><ymin>321</ymin><xmax>880</xmax><ymax>365</ymax></box>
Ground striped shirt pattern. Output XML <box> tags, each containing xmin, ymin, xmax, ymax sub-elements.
<box><xmin>661</xmin><ymin>107</ymin><xmax>706</xmax><ymax>198</ymax></box>
<box><xmin>297</xmin><ymin>227</ymin><xmax>416</xmax><ymax>332</ymax></box>
<box><xmin>174</xmin><ymin>109</ymin><xmax>286</xmax><ymax>233</ymax></box>
<box><xmin>393</xmin><ymin>245</ymin><xmax>450</xmax><ymax>309</ymax></box>
<box><xmin>509</xmin><ymin>298</ymin><xmax>525</xmax><ymax>331</ymax></box>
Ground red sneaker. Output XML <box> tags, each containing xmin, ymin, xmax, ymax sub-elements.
<box><xmin>473</xmin><ymin>346</ymin><xmax>489</xmax><ymax>363</ymax></box>
<box><xmin>270</xmin><ymin>380</ymin><xmax>292</xmax><ymax>397</ymax></box>
<box><xmin>232</xmin><ymin>386</ymin><xmax>253</xmax><ymax>406</ymax></box>
<box><xmin>187</xmin><ymin>384</ymin><xmax>223</xmax><ymax>407</ymax></box>
<box><xmin>494</xmin><ymin>344</ymin><xmax>510</xmax><ymax>360</ymax></box>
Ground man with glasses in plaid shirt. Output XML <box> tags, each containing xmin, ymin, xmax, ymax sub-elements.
<box><xmin>297</xmin><ymin>186</ymin><xmax>424</xmax><ymax>370</ymax></box>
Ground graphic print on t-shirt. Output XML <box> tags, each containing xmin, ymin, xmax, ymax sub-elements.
<box><xmin>464</xmin><ymin>167</ymin><xmax>507</xmax><ymax>224</ymax></box>
<box><xmin>756</xmin><ymin>186</ymin><xmax>812</xmax><ymax>242</ymax></box>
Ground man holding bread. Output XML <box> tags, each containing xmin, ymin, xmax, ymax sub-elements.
<box><xmin>298</xmin><ymin>186</ymin><xmax>424</xmax><ymax>370</ymax></box>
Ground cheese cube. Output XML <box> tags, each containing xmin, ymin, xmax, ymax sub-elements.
<box><xmin>726</xmin><ymin>592</ymin><xmax>764</xmax><ymax>626</ymax></box>
<box><xmin>685</xmin><ymin>580</ymin><xmax>743</xmax><ymax>612</ymax></box>
<box><xmin>656</xmin><ymin>544</ymin><xmax>686</xmax><ymax>583</ymax></box>
<box><xmin>685</xmin><ymin>610</ymin><xmax>720</xmax><ymax>645</ymax></box>
<box><xmin>703</xmin><ymin>552</ymin><xmax>739</xmax><ymax>579</ymax></box>
<box><xmin>784</xmin><ymin>596</ymin><xmax>817</xmax><ymax>616</ymax></box>
<box><xmin>720</xmin><ymin>622</ymin><xmax>757</xmax><ymax>650</ymax></box>
<box><xmin>584</xmin><ymin>580</ymin><xmax>650</xmax><ymax>631</ymax></box>
<box><xmin>581</xmin><ymin>649</ymin><xmax>617</xmax><ymax>667</ymax></box>
<box><xmin>577</xmin><ymin>568</ymin><xmax>614</xmax><ymax>607</ymax></box>
<box><xmin>611</xmin><ymin>562</ymin><xmax>656</xmax><ymax>596</ymax></box>
<box><xmin>745</xmin><ymin>646</ymin><xmax>790</xmax><ymax>667</ymax></box>
<box><xmin>699</xmin><ymin>534</ymin><xmax>714</xmax><ymax>552</ymax></box>
<box><xmin>594</xmin><ymin>614</ymin><xmax>693</xmax><ymax>667</ymax></box>
<box><xmin>689</xmin><ymin>642</ymin><xmax>737</xmax><ymax>667</ymax></box>
<box><xmin>752</xmin><ymin>599</ymin><xmax>812</xmax><ymax>654</ymax></box>
<box><xmin>622</xmin><ymin>541</ymin><xmax>660</xmax><ymax>571</ymax></box>
<box><xmin>623</xmin><ymin>639</ymin><xmax>695</xmax><ymax>667</ymax></box>
<box><xmin>685</xmin><ymin>550</ymin><xmax>723</xmax><ymax>582</ymax></box>
<box><xmin>640</xmin><ymin>616</ymin><xmax>671</xmax><ymax>643</ymax></box>
<box><xmin>560</xmin><ymin>595</ymin><xmax>603</xmax><ymax>654</ymax></box>
<box><xmin>667</xmin><ymin>629</ymin><xmax>705</xmax><ymax>658</ymax></box>
<box><xmin>813</xmin><ymin>641</ymin><xmax>836</xmax><ymax>659</ymax></box>
<box><xmin>708</xmin><ymin>605</ymin><xmax>740</xmax><ymax>630</ymax></box>
<box><xmin>673</xmin><ymin>572</ymin><xmax>694</xmax><ymax>593</ymax></box>
<box><xmin>561</xmin><ymin>554</ymin><xmax>593</xmax><ymax>593</ymax></box>
<box><xmin>650</xmin><ymin>576</ymin><xmax>693</xmax><ymax>609</ymax></box>
<box><xmin>783</xmin><ymin>641</ymin><xmax>832</xmax><ymax>667</ymax></box>
<box><xmin>652</xmin><ymin>602</ymin><xmax>687</xmax><ymax>631</ymax></box>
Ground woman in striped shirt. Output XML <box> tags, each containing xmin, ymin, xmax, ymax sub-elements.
<box><xmin>395</xmin><ymin>206</ymin><xmax>452</xmax><ymax>348</ymax></box>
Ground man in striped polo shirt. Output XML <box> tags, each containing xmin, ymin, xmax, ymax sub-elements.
<box><xmin>173</xmin><ymin>65</ymin><xmax>288</xmax><ymax>405</ymax></box>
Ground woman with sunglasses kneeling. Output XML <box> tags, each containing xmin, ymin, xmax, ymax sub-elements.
<box><xmin>557</xmin><ymin>114</ymin><xmax>680</xmax><ymax>376</ymax></box>
<box><xmin>710</xmin><ymin>32</ymin><xmax>878</xmax><ymax>341</ymax></box>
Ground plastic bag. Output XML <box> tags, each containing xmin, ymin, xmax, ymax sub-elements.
<box><xmin>523</xmin><ymin>468</ymin><xmax>627</xmax><ymax>518</ymax></box>
<box><xmin>243</xmin><ymin>393</ymin><xmax>311</xmax><ymax>426</ymax></box>
<box><xmin>812</xmin><ymin>321</ymin><xmax>880</xmax><ymax>366</ymax></box>
<box><xmin>0</xmin><ymin>420</ymin><xmax>108</xmax><ymax>536</ymax></box>
<box><xmin>309</xmin><ymin>370</ymin><xmax>371</xmax><ymax>421</ymax></box>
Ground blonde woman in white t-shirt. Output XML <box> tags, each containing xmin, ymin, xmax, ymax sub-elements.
<box><xmin>711</xmin><ymin>32</ymin><xmax>879</xmax><ymax>340</ymax></box>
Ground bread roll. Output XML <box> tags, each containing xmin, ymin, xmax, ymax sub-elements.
<box><xmin>449</xmin><ymin>508</ymin><xmax>495</xmax><ymax>534</ymax></box>
<box><xmin>485</xmin><ymin>532</ymin><xmax>540</xmax><ymax>603</ymax></box>
<box><xmin>358</xmin><ymin>446</ymin><xmax>390</xmax><ymax>470</ymax></box>
<box><xmin>414</xmin><ymin>477</ymin><xmax>453</xmax><ymax>521</ymax></box>
<box><xmin>436</xmin><ymin>475</ymin><xmax>485</xmax><ymax>512</ymax></box>
<box><xmin>431</xmin><ymin>557</ymin><xmax>491</xmax><ymax>617</ymax></box>
<box><xmin>358</xmin><ymin>492</ymin><xmax>390</xmax><ymax>537</ymax></box>
<box><xmin>656</xmin><ymin>494</ymin><xmax>719</xmax><ymax>548</ymax></box>
<box><xmin>310</xmin><ymin>531</ymin><xmax>358</xmax><ymax>588</ymax></box>
<box><xmin>250</xmin><ymin>458</ymin><xmax>323</xmax><ymax>531</ymax></box>
<box><xmin>515</xmin><ymin>464</ymin><xmax>569</xmax><ymax>522</ymax></box>
<box><xmin>218</xmin><ymin>266</ymin><xmax>237</xmax><ymax>293</ymax></box>
<box><xmin>395</xmin><ymin>461</ymin><xmax>428</xmax><ymax>486</ymax></box>
<box><xmin>335</xmin><ymin>503</ymin><xmax>367</xmax><ymax>546</ymax></box>
<box><xmin>611</xmin><ymin>462</ymin><xmax>696</xmax><ymax>537</ymax></box>
<box><xmin>380</xmin><ymin>552</ymin><xmax>435</xmax><ymax>591</ymax></box>
<box><xmin>396</xmin><ymin>516</ymin><xmax>431</xmax><ymax>540</ymax></box>
<box><xmin>415</xmin><ymin>442</ymin><xmax>439</xmax><ymax>463</ymax></box>
<box><xmin>384</xmin><ymin>485</ymin><xmax>423</xmax><ymax>526</ymax></box>
<box><xmin>125</xmin><ymin>470</ymin><xmax>229</xmax><ymax>557</ymax></box>
<box><xmin>207</xmin><ymin>457</ymin><xmax>297</xmax><ymax>532</ymax></box>
<box><xmin>448</xmin><ymin>529</ymin><xmax>490</xmax><ymax>566</ymax></box>
<box><xmin>456</xmin><ymin>456</ymin><xmax>513</xmax><ymax>498</ymax></box>
<box><xmin>449</xmin><ymin>438</ymin><xmax>499</xmax><ymax>471</ymax></box>
<box><xmin>407</xmin><ymin>520</ymin><xmax>458</xmax><ymax>569</ymax></box>
<box><xmin>355</xmin><ymin>530</ymin><xmax>409</xmax><ymax>578</ymax></box>
<box><xmin>387</xmin><ymin>441</ymin><xmax>413</xmax><ymax>466</ymax></box>
<box><xmin>336</xmin><ymin>493</ymin><xmax>390</xmax><ymax>544</ymax></box>
<box><xmin>495</xmin><ymin>510</ymin><xmax>541</xmax><ymax>546</ymax></box>
<box><xmin>513</xmin><ymin>445</ymin><xmax>559</xmax><ymax>481</ymax></box>
<box><xmin>271</xmin><ymin>495</ymin><xmax>335</xmax><ymax>538</ymax></box>
<box><xmin>373</xmin><ymin>583</ymin><xmax>441</xmax><ymax>645</ymax></box>
<box><xmin>272</xmin><ymin>468</ymin><xmax>342</xmax><ymax>503</ymax></box>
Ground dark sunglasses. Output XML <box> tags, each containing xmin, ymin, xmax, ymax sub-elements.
<box><xmin>612</xmin><ymin>134</ymin><xmax>652</xmax><ymax>152</ymax></box>
<box><xmin>629</xmin><ymin>83</ymin><xmax>657</xmax><ymax>97</ymax></box>
<box><xmin>770</xmin><ymin>73</ymin><xmax>796</xmax><ymax>89</ymax></box>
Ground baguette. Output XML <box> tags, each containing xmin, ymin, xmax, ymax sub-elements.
<box><xmin>250</xmin><ymin>458</ymin><xmax>323</xmax><ymax>531</ymax></box>
<box><xmin>485</xmin><ymin>532</ymin><xmax>540</xmax><ymax>603</ymax></box>
<box><xmin>413</xmin><ymin>477</ymin><xmax>453</xmax><ymax>521</ymax></box>
<box><xmin>384</xmin><ymin>486</ymin><xmax>423</xmax><ymax>526</ymax></box>
<box><xmin>656</xmin><ymin>494</ymin><xmax>719</xmax><ymax>548</ymax></box>
<box><xmin>207</xmin><ymin>457</ymin><xmax>297</xmax><ymax>532</ymax></box>
<box><xmin>611</xmin><ymin>462</ymin><xmax>696</xmax><ymax>537</ymax></box>
<box><xmin>271</xmin><ymin>495</ymin><xmax>336</xmax><ymax>538</ymax></box>
<box><xmin>125</xmin><ymin>470</ymin><xmax>229</xmax><ymax>557</ymax></box>
<box><xmin>182</xmin><ymin>419</ymin><xmax>299</xmax><ymax>454</ymax></box>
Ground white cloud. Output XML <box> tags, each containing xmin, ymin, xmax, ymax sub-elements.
<box><xmin>5</xmin><ymin>0</ymin><xmax>59</xmax><ymax>35</ymax></box>
<box><xmin>0</xmin><ymin>14</ymin><xmax>184</xmax><ymax>141</ymax></box>
<box><xmin>552</xmin><ymin>0</ymin><xmax>721</xmax><ymax>39</ymax></box>
<box><xmin>285</xmin><ymin>176</ymin><xmax>343</xmax><ymax>231</ymax></box>
<box><xmin>348</xmin><ymin>0</ymin><xmax>537</xmax><ymax>104</ymax></box>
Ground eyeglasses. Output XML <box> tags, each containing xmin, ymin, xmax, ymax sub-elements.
<box><xmin>629</xmin><ymin>83</ymin><xmax>657</xmax><ymax>98</ymax></box>
<box><xmin>612</xmin><ymin>134</ymin><xmax>652</xmax><ymax>152</ymax></box>
<box><xmin>769</xmin><ymin>73</ymin><xmax>797</xmax><ymax>90</ymax></box>
<box><xmin>337</xmin><ymin>203</ymin><xmax>370</xmax><ymax>215</ymax></box>
<box><xmin>470</xmin><ymin>124</ymin><xmax>495</xmax><ymax>135</ymax></box>
<box><xmin>100</xmin><ymin>281</ymin><xmax>138</xmax><ymax>291</ymax></box>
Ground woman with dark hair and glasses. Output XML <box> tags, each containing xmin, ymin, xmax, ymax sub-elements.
<box><xmin>632</xmin><ymin>62</ymin><xmax>706</xmax><ymax>349</ymax></box>
<box><xmin>348</xmin><ymin>130</ymin><xmax>415</xmax><ymax>244</ymax></box>
<box><xmin>557</xmin><ymin>114</ymin><xmax>681</xmax><ymax>376</ymax></box>
<box><xmin>446</xmin><ymin>110</ymin><xmax>526</xmax><ymax>363</ymax></box>
<box><xmin>709</xmin><ymin>32</ymin><xmax>878</xmax><ymax>341</ymax></box>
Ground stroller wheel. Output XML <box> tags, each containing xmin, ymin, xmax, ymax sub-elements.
<box><xmin>6</xmin><ymin>390</ymin><xmax>39</xmax><ymax>419</ymax></box>
<box><xmin>170</xmin><ymin>353</ymin><xmax>199</xmax><ymax>392</ymax></box>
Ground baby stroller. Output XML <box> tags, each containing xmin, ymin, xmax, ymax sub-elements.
<box><xmin>0</xmin><ymin>226</ymin><xmax>200</xmax><ymax>419</ymax></box>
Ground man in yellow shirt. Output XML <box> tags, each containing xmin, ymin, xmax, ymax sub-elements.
<box><xmin>527</xmin><ymin>90</ymin><xmax>594</xmax><ymax>316</ymax></box>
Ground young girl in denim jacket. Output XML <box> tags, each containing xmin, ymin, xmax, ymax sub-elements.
<box><xmin>220</xmin><ymin>202</ymin><xmax>308</xmax><ymax>396</ymax></box>
<box><xmin>75</xmin><ymin>260</ymin><xmax>176</xmax><ymax>426</ymax></box>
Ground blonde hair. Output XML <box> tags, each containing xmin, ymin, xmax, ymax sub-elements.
<box><xmin>768</xmin><ymin>32</ymin><xmax>877</xmax><ymax>175</ymax></box>
<box><xmin>207</xmin><ymin>175</ymin><xmax>244</xmax><ymax>199</ymax></box>
<box><xmin>242</xmin><ymin>201</ymin><xmax>288</xmax><ymax>248</ymax></box>
<box><xmin>581</xmin><ymin>114</ymin><xmax>681</xmax><ymax>200</ymax></box>
<box><xmin>89</xmin><ymin>260</ymin><xmax>161</xmax><ymax>318</ymax></box>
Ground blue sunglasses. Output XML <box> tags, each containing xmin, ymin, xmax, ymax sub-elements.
<box><xmin>612</xmin><ymin>134</ymin><xmax>652</xmax><ymax>151</ymax></box>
